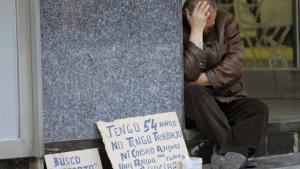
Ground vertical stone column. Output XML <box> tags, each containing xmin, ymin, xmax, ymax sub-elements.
<box><xmin>41</xmin><ymin>0</ymin><xmax>183</xmax><ymax>143</ymax></box>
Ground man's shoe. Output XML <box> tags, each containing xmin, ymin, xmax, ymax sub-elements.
<box><xmin>211</xmin><ymin>152</ymin><xmax>246</xmax><ymax>169</ymax></box>
<box><xmin>245</xmin><ymin>157</ymin><xmax>257</xmax><ymax>168</ymax></box>
<box><xmin>211</xmin><ymin>153</ymin><xmax>225</xmax><ymax>169</ymax></box>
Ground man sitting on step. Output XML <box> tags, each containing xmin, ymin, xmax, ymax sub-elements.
<box><xmin>182</xmin><ymin>0</ymin><xmax>269</xmax><ymax>168</ymax></box>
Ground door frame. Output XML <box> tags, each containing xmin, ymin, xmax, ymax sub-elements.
<box><xmin>0</xmin><ymin>0</ymin><xmax>43</xmax><ymax>159</ymax></box>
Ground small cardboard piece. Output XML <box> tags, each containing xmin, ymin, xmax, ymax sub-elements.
<box><xmin>44</xmin><ymin>148</ymin><xmax>103</xmax><ymax>169</ymax></box>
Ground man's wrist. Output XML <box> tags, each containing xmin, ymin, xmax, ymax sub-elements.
<box><xmin>189</xmin><ymin>30</ymin><xmax>204</xmax><ymax>49</ymax></box>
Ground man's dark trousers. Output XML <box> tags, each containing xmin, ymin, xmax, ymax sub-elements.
<box><xmin>184</xmin><ymin>84</ymin><xmax>269</xmax><ymax>157</ymax></box>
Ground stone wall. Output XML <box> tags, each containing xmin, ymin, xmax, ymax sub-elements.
<box><xmin>41</xmin><ymin>0</ymin><xmax>183</xmax><ymax>143</ymax></box>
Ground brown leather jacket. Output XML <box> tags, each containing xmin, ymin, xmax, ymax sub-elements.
<box><xmin>183</xmin><ymin>10</ymin><xmax>247</xmax><ymax>102</ymax></box>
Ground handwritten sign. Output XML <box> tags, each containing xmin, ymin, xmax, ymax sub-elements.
<box><xmin>45</xmin><ymin>148</ymin><xmax>103</xmax><ymax>169</ymax></box>
<box><xmin>97</xmin><ymin>112</ymin><xmax>188</xmax><ymax>169</ymax></box>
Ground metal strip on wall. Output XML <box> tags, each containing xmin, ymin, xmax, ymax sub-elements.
<box><xmin>296</xmin><ymin>0</ymin><xmax>300</xmax><ymax>68</ymax></box>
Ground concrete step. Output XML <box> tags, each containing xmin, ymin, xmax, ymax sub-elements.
<box><xmin>203</xmin><ymin>153</ymin><xmax>300</xmax><ymax>169</ymax></box>
<box><xmin>183</xmin><ymin>119</ymin><xmax>300</xmax><ymax>163</ymax></box>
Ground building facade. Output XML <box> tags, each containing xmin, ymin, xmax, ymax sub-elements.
<box><xmin>0</xmin><ymin>0</ymin><xmax>300</xmax><ymax>168</ymax></box>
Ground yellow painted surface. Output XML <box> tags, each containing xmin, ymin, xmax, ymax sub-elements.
<box><xmin>244</xmin><ymin>47</ymin><xmax>293</xmax><ymax>60</ymax></box>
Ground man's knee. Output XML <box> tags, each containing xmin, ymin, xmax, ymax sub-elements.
<box><xmin>246</xmin><ymin>99</ymin><xmax>269</xmax><ymax>118</ymax></box>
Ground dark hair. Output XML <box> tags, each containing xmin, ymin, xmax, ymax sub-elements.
<box><xmin>183</xmin><ymin>0</ymin><xmax>217</xmax><ymax>14</ymax></box>
<box><xmin>182</xmin><ymin>0</ymin><xmax>217</xmax><ymax>33</ymax></box>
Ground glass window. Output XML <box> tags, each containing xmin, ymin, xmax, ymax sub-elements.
<box><xmin>217</xmin><ymin>0</ymin><xmax>296</xmax><ymax>68</ymax></box>
<box><xmin>0</xmin><ymin>0</ymin><xmax>19</xmax><ymax>139</ymax></box>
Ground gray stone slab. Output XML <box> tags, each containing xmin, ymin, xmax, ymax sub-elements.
<box><xmin>41</xmin><ymin>0</ymin><xmax>183</xmax><ymax>142</ymax></box>
<box><xmin>267</xmin><ymin>134</ymin><xmax>295</xmax><ymax>155</ymax></box>
<box><xmin>256</xmin><ymin>153</ymin><xmax>300</xmax><ymax>169</ymax></box>
<box><xmin>242</xmin><ymin>70</ymin><xmax>300</xmax><ymax>99</ymax></box>
<box><xmin>273</xmin><ymin>166</ymin><xmax>300</xmax><ymax>169</ymax></box>
<box><xmin>263</xmin><ymin>99</ymin><xmax>300</xmax><ymax>123</ymax></box>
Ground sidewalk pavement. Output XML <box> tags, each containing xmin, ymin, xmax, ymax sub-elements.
<box><xmin>203</xmin><ymin>153</ymin><xmax>300</xmax><ymax>169</ymax></box>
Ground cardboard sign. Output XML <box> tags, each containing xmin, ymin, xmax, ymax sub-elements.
<box><xmin>45</xmin><ymin>148</ymin><xmax>103</xmax><ymax>169</ymax></box>
<box><xmin>97</xmin><ymin>112</ymin><xmax>189</xmax><ymax>169</ymax></box>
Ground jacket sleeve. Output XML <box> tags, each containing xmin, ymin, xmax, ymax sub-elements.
<box><xmin>205</xmin><ymin>15</ymin><xmax>245</xmax><ymax>91</ymax></box>
<box><xmin>184</xmin><ymin>41</ymin><xmax>214</xmax><ymax>81</ymax></box>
